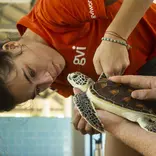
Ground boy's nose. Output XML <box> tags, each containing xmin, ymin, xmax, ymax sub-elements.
<box><xmin>36</xmin><ymin>72</ymin><xmax>54</xmax><ymax>92</ymax></box>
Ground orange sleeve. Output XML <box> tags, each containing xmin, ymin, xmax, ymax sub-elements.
<box><xmin>36</xmin><ymin>0</ymin><xmax>106</xmax><ymax>26</ymax></box>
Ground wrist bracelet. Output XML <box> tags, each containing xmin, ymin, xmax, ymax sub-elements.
<box><xmin>101</xmin><ymin>37</ymin><xmax>132</xmax><ymax>50</ymax></box>
<box><xmin>105</xmin><ymin>31</ymin><xmax>127</xmax><ymax>42</ymax></box>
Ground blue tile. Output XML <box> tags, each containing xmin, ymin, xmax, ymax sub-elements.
<box><xmin>0</xmin><ymin>117</ymin><xmax>72</xmax><ymax>156</ymax></box>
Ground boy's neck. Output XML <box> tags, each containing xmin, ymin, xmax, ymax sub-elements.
<box><xmin>20</xmin><ymin>28</ymin><xmax>48</xmax><ymax>45</ymax></box>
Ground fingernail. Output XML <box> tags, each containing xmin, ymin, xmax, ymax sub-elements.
<box><xmin>108</xmin><ymin>77</ymin><xmax>113</xmax><ymax>79</ymax></box>
<box><xmin>108</xmin><ymin>76</ymin><xmax>116</xmax><ymax>80</ymax></box>
<box><xmin>131</xmin><ymin>92</ymin><xmax>138</xmax><ymax>99</ymax></box>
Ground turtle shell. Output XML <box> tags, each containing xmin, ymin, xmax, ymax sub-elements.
<box><xmin>90</xmin><ymin>78</ymin><xmax>156</xmax><ymax>115</ymax></box>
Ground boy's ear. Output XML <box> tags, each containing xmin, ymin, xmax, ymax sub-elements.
<box><xmin>2</xmin><ymin>41</ymin><xmax>20</xmax><ymax>50</ymax></box>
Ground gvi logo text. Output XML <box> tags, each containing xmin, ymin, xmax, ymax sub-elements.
<box><xmin>72</xmin><ymin>46</ymin><xmax>86</xmax><ymax>66</ymax></box>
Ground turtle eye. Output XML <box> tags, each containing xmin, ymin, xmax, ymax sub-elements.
<box><xmin>73</xmin><ymin>75</ymin><xmax>78</xmax><ymax>79</ymax></box>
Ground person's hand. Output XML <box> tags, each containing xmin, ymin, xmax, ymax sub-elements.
<box><xmin>72</xmin><ymin>106</ymin><xmax>100</xmax><ymax>135</ymax></box>
<box><xmin>72</xmin><ymin>88</ymin><xmax>126</xmax><ymax>135</ymax></box>
<box><xmin>97</xmin><ymin>110</ymin><xmax>126</xmax><ymax>133</ymax></box>
<box><xmin>97</xmin><ymin>109</ymin><xmax>156</xmax><ymax>156</ymax></box>
<box><xmin>109</xmin><ymin>75</ymin><xmax>156</xmax><ymax>100</ymax></box>
<box><xmin>72</xmin><ymin>88</ymin><xmax>99</xmax><ymax>135</ymax></box>
<box><xmin>93</xmin><ymin>34</ymin><xmax>130</xmax><ymax>77</ymax></box>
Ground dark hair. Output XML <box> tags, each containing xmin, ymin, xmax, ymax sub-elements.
<box><xmin>0</xmin><ymin>50</ymin><xmax>17</xmax><ymax>111</ymax></box>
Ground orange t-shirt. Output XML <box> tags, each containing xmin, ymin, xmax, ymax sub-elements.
<box><xmin>17</xmin><ymin>0</ymin><xmax>156</xmax><ymax>97</ymax></box>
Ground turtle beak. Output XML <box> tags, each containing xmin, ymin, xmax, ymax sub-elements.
<box><xmin>67</xmin><ymin>73</ymin><xmax>75</xmax><ymax>88</ymax></box>
<box><xmin>67</xmin><ymin>74</ymin><xmax>72</xmax><ymax>81</ymax></box>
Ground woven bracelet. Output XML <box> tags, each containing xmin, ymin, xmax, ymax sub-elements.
<box><xmin>105</xmin><ymin>31</ymin><xmax>127</xmax><ymax>42</ymax></box>
<box><xmin>101</xmin><ymin>37</ymin><xmax>132</xmax><ymax>50</ymax></box>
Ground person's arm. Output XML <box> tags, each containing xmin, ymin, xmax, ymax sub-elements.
<box><xmin>93</xmin><ymin>0</ymin><xmax>154</xmax><ymax>77</ymax></box>
<box><xmin>73</xmin><ymin>104</ymin><xmax>156</xmax><ymax>156</ymax></box>
<box><xmin>97</xmin><ymin>110</ymin><xmax>156</xmax><ymax>156</ymax></box>
<box><xmin>106</xmin><ymin>0</ymin><xmax>153</xmax><ymax>39</ymax></box>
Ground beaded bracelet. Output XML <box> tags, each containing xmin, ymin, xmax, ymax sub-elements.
<box><xmin>101</xmin><ymin>37</ymin><xmax>132</xmax><ymax>50</ymax></box>
<box><xmin>105</xmin><ymin>31</ymin><xmax>127</xmax><ymax>42</ymax></box>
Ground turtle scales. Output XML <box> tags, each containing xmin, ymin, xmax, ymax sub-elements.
<box><xmin>67</xmin><ymin>72</ymin><xmax>156</xmax><ymax>133</ymax></box>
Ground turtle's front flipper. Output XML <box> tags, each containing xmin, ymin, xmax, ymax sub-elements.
<box><xmin>73</xmin><ymin>92</ymin><xmax>104</xmax><ymax>133</ymax></box>
<box><xmin>137</xmin><ymin>117</ymin><xmax>156</xmax><ymax>133</ymax></box>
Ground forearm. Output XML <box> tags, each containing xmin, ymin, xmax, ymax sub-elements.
<box><xmin>111</xmin><ymin>120</ymin><xmax>156</xmax><ymax>156</ymax></box>
<box><xmin>106</xmin><ymin>0</ymin><xmax>153</xmax><ymax>39</ymax></box>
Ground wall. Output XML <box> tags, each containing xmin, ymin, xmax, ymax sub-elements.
<box><xmin>0</xmin><ymin>117</ymin><xmax>72</xmax><ymax>156</ymax></box>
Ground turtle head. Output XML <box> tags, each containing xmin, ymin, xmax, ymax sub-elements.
<box><xmin>67</xmin><ymin>72</ymin><xmax>94</xmax><ymax>92</ymax></box>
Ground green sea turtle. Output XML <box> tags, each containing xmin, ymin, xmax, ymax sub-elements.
<box><xmin>67</xmin><ymin>72</ymin><xmax>156</xmax><ymax>133</ymax></box>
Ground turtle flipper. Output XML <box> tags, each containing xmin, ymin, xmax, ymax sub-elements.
<box><xmin>73</xmin><ymin>92</ymin><xmax>104</xmax><ymax>132</ymax></box>
<box><xmin>137</xmin><ymin>117</ymin><xmax>156</xmax><ymax>133</ymax></box>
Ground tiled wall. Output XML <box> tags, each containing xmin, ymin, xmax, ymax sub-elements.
<box><xmin>0</xmin><ymin>117</ymin><xmax>72</xmax><ymax>156</ymax></box>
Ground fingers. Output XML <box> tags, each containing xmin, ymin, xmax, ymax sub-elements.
<box><xmin>104</xmin><ymin>65</ymin><xmax>127</xmax><ymax>77</ymax></box>
<box><xmin>73</xmin><ymin>107</ymin><xmax>81</xmax><ymax>130</ymax></box>
<box><xmin>93</xmin><ymin>41</ymin><xmax>130</xmax><ymax>77</ymax></box>
<box><xmin>132</xmin><ymin>88</ymin><xmax>156</xmax><ymax>100</ymax></box>
<box><xmin>77</xmin><ymin>118</ymin><xmax>87</xmax><ymax>134</ymax></box>
<box><xmin>73</xmin><ymin>116</ymin><xmax>98</xmax><ymax>135</ymax></box>
<box><xmin>73</xmin><ymin>88</ymin><xmax>82</xmax><ymax>95</ymax></box>
<box><xmin>93</xmin><ymin>58</ymin><xmax>103</xmax><ymax>75</ymax></box>
<box><xmin>96</xmin><ymin>110</ymin><xmax>126</xmax><ymax>133</ymax></box>
<box><xmin>109</xmin><ymin>75</ymin><xmax>156</xmax><ymax>89</ymax></box>
<box><xmin>73</xmin><ymin>107</ymin><xmax>100</xmax><ymax>135</ymax></box>
<box><xmin>120</xmin><ymin>61</ymin><xmax>129</xmax><ymax>75</ymax></box>
<box><xmin>109</xmin><ymin>75</ymin><xmax>156</xmax><ymax>100</ymax></box>
<box><xmin>93</xmin><ymin>59</ymin><xmax>129</xmax><ymax>78</ymax></box>
<box><xmin>103</xmin><ymin>69</ymin><xmax>114</xmax><ymax>78</ymax></box>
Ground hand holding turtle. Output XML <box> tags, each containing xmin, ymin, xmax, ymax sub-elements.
<box><xmin>70</xmin><ymin>73</ymin><xmax>156</xmax><ymax>155</ymax></box>
<box><xmin>72</xmin><ymin>88</ymin><xmax>125</xmax><ymax>135</ymax></box>
<box><xmin>72</xmin><ymin>88</ymin><xmax>100</xmax><ymax>135</ymax></box>
<box><xmin>97</xmin><ymin>109</ymin><xmax>156</xmax><ymax>156</ymax></box>
<box><xmin>93</xmin><ymin>33</ymin><xmax>130</xmax><ymax>77</ymax></box>
<box><xmin>68</xmin><ymin>72</ymin><xmax>156</xmax><ymax>134</ymax></box>
<box><xmin>109</xmin><ymin>75</ymin><xmax>156</xmax><ymax>100</ymax></box>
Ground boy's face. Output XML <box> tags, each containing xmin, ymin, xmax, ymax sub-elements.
<box><xmin>3</xmin><ymin>41</ymin><xmax>65</xmax><ymax>103</ymax></box>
